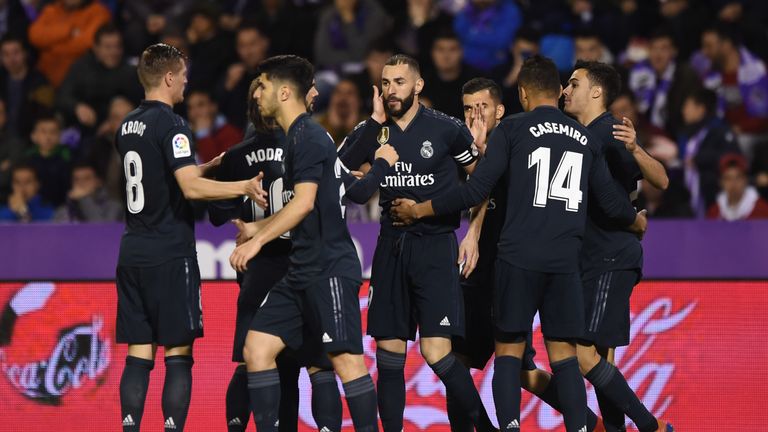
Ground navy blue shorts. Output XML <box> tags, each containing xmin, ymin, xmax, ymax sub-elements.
<box><xmin>581</xmin><ymin>269</ymin><xmax>639</xmax><ymax>347</ymax></box>
<box><xmin>367</xmin><ymin>232</ymin><xmax>464</xmax><ymax>341</ymax></box>
<box><xmin>494</xmin><ymin>260</ymin><xmax>583</xmax><ymax>340</ymax></box>
<box><xmin>116</xmin><ymin>257</ymin><xmax>203</xmax><ymax>346</ymax></box>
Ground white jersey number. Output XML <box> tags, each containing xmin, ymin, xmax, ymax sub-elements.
<box><xmin>528</xmin><ymin>147</ymin><xmax>584</xmax><ymax>212</ymax></box>
<box><xmin>123</xmin><ymin>151</ymin><xmax>145</xmax><ymax>213</ymax></box>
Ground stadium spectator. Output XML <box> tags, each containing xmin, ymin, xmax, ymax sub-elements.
<box><xmin>27</xmin><ymin>0</ymin><xmax>111</xmax><ymax>87</ymax></box>
<box><xmin>490</xmin><ymin>26</ymin><xmax>540</xmax><ymax>115</ymax></box>
<box><xmin>215</xmin><ymin>25</ymin><xmax>270</xmax><ymax>129</ymax></box>
<box><xmin>24</xmin><ymin>115</ymin><xmax>70</xmax><ymax>206</ymax></box>
<box><xmin>315</xmin><ymin>78</ymin><xmax>363</xmax><ymax>146</ymax></box>
<box><xmin>56</xmin><ymin>23</ymin><xmax>141</xmax><ymax>131</ymax></box>
<box><xmin>421</xmin><ymin>29</ymin><xmax>478</xmax><ymax>119</ymax></box>
<box><xmin>628</xmin><ymin>28</ymin><xmax>700</xmax><ymax>136</ymax></box>
<box><xmin>573</xmin><ymin>28</ymin><xmax>614</xmax><ymax>65</ymax></box>
<box><xmin>185</xmin><ymin>4</ymin><xmax>236</xmax><ymax>92</ymax></box>
<box><xmin>0</xmin><ymin>163</ymin><xmax>53</xmax><ymax>222</ymax></box>
<box><xmin>186</xmin><ymin>89</ymin><xmax>242</xmax><ymax>164</ymax></box>
<box><xmin>0</xmin><ymin>0</ymin><xmax>30</xmax><ymax>41</ymax></box>
<box><xmin>0</xmin><ymin>98</ymin><xmax>25</xmax><ymax>202</ymax></box>
<box><xmin>678</xmin><ymin>87</ymin><xmax>740</xmax><ymax>217</ymax></box>
<box><xmin>244</xmin><ymin>0</ymin><xmax>317</xmax><ymax>60</ymax></box>
<box><xmin>610</xmin><ymin>91</ymin><xmax>678</xmax><ymax>166</ymax></box>
<box><xmin>707</xmin><ymin>153</ymin><xmax>768</xmax><ymax>220</ymax></box>
<box><xmin>391</xmin><ymin>0</ymin><xmax>454</xmax><ymax>65</ymax></box>
<box><xmin>453</xmin><ymin>0</ymin><xmax>521</xmax><ymax>72</ymax></box>
<box><xmin>53</xmin><ymin>161</ymin><xmax>121</xmax><ymax>222</ymax></box>
<box><xmin>657</xmin><ymin>0</ymin><xmax>707</xmax><ymax>60</ymax></box>
<box><xmin>313</xmin><ymin>0</ymin><xmax>393</xmax><ymax>71</ymax></box>
<box><xmin>349</xmin><ymin>39</ymin><xmax>394</xmax><ymax>112</ymax></box>
<box><xmin>636</xmin><ymin>176</ymin><xmax>694</xmax><ymax>219</ymax></box>
<box><xmin>119</xmin><ymin>0</ymin><xmax>195</xmax><ymax>56</ymax></box>
<box><xmin>0</xmin><ymin>36</ymin><xmax>54</xmax><ymax>137</ymax></box>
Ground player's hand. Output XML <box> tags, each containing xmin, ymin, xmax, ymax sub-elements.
<box><xmin>230</xmin><ymin>237</ymin><xmax>262</xmax><ymax>273</ymax></box>
<box><xmin>390</xmin><ymin>198</ymin><xmax>418</xmax><ymax>226</ymax></box>
<box><xmin>467</xmin><ymin>105</ymin><xmax>488</xmax><ymax>156</ymax></box>
<box><xmin>232</xmin><ymin>219</ymin><xmax>259</xmax><ymax>245</ymax></box>
<box><xmin>457</xmin><ymin>231</ymin><xmax>480</xmax><ymax>278</ymax></box>
<box><xmin>350</xmin><ymin>170</ymin><xmax>364</xmax><ymax>179</ymax></box>
<box><xmin>629</xmin><ymin>209</ymin><xmax>648</xmax><ymax>240</ymax></box>
<box><xmin>613</xmin><ymin>117</ymin><xmax>638</xmax><ymax>153</ymax></box>
<box><xmin>75</xmin><ymin>103</ymin><xmax>97</xmax><ymax>127</ymax></box>
<box><xmin>374</xmin><ymin>143</ymin><xmax>399</xmax><ymax>167</ymax></box>
<box><xmin>245</xmin><ymin>172</ymin><xmax>268</xmax><ymax>209</ymax></box>
<box><xmin>371</xmin><ymin>86</ymin><xmax>386</xmax><ymax>124</ymax></box>
<box><xmin>225</xmin><ymin>63</ymin><xmax>247</xmax><ymax>91</ymax></box>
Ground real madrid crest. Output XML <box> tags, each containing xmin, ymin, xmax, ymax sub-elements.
<box><xmin>420</xmin><ymin>140</ymin><xmax>434</xmax><ymax>159</ymax></box>
<box><xmin>377</xmin><ymin>127</ymin><xmax>390</xmax><ymax>145</ymax></box>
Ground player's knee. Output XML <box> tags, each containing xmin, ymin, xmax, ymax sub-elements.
<box><xmin>575</xmin><ymin>342</ymin><xmax>600</xmax><ymax>374</ymax></box>
<box><xmin>329</xmin><ymin>352</ymin><xmax>366</xmax><ymax>381</ymax></box>
<box><xmin>520</xmin><ymin>368</ymin><xmax>550</xmax><ymax>394</ymax></box>
<box><xmin>419</xmin><ymin>337</ymin><xmax>451</xmax><ymax>364</ymax></box>
<box><xmin>242</xmin><ymin>342</ymin><xmax>275</xmax><ymax>371</ymax></box>
<box><xmin>164</xmin><ymin>344</ymin><xmax>192</xmax><ymax>357</ymax></box>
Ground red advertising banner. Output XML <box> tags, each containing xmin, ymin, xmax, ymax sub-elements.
<box><xmin>0</xmin><ymin>281</ymin><xmax>765</xmax><ymax>431</ymax></box>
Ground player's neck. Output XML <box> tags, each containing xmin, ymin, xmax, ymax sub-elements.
<box><xmin>527</xmin><ymin>98</ymin><xmax>559</xmax><ymax>111</ymax></box>
<box><xmin>144</xmin><ymin>90</ymin><xmax>174</xmax><ymax>107</ymax></box>
<box><xmin>575</xmin><ymin>105</ymin><xmax>606</xmax><ymax>127</ymax></box>
<box><xmin>276</xmin><ymin>102</ymin><xmax>308</xmax><ymax>133</ymax></box>
<box><xmin>390</xmin><ymin>100</ymin><xmax>420</xmax><ymax>130</ymax></box>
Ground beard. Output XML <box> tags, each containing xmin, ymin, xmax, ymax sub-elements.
<box><xmin>385</xmin><ymin>90</ymin><xmax>416</xmax><ymax>119</ymax></box>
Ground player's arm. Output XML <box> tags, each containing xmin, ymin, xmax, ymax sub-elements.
<box><xmin>458</xmin><ymin>199</ymin><xmax>488</xmax><ymax>278</ymax></box>
<box><xmin>230</xmin><ymin>182</ymin><xmax>316</xmax><ymax>272</ymax></box>
<box><xmin>208</xmin><ymin>150</ymin><xmax>248</xmax><ymax>226</ymax></box>
<box><xmin>338</xmin><ymin>86</ymin><xmax>387</xmax><ymax>169</ymax></box>
<box><xmin>343</xmin><ymin>144</ymin><xmax>397</xmax><ymax>204</ymax></box>
<box><xmin>174</xmin><ymin>165</ymin><xmax>266</xmax><ymax>203</ymax></box>
<box><xmin>198</xmin><ymin>151</ymin><xmax>225</xmax><ymax>178</ymax></box>
<box><xmin>589</xmin><ymin>154</ymin><xmax>647</xmax><ymax>235</ymax></box>
<box><xmin>613</xmin><ymin>117</ymin><xmax>669</xmax><ymax>190</ymax></box>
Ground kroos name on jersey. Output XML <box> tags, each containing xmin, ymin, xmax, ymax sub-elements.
<box><xmin>121</xmin><ymin>121</ymin><xmax>147</xmax><ymax>137</ymax></box>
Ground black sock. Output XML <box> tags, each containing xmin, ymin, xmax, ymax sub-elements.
<box><xmin>596</xmin><ymin>387</ymin><xmax>626</xmax><ymax>432</ymax></box>
<box><xmin>342</xmin><ymin>375</ymin><xmax>379</xmax><ymax>432</ymax></box>
<box><xmin>120</xmin><ymin>356</ymin><xmax>154</xmax><ymax>432</ymax></box>
<box><xmin>550</xmin><ymin>357</ymin><xmax>587</xmax><ymax>432</ymax></box>
<box><xmin>226</xmin><ymin>365</ymin><xmax>250</xmax><ymax>431</ymax></box>
<box><xmin>430</xmin><ymin>354</ymin><xmax>494</xmax><ymax>432</ymax></box>
<box><xmin>162</xmin><ymin>355</ymin><xmax>194</xmax><ymax>431</ymax></box>
<box><xmin>585</xmin><ymin>358</ymin><xmax>657</xmax><ymax>432</ymax></box>
<box><xmin>493</xmin><ymin>356</ymin><xmax>522</xmax><ymax>430</ymax></box>
<box><xmin>375</xmin><ymin>348</ymin><xmax>405</xmax><ymax>432</ymax></box>
<box><xmin>248</xmin><ymin>369</ymin><xmax>281</xmax><ymax>432</ymax></box>
<box><xmin>276</xmin><ymin>357</ymin><xmax>300</xmax><ymax>432</ymax></box>
<box><xmin>310</xmin><ymin>370</ymin><xmax>342</xmax><ymax>432</ymax></box>
<box><xmin>536</xmin><ymin>374</ymin><xmax>599</xmax><ymax>431</ymax></box>
<box><xmin>446</xmin><ymin>388</ymin><xmax>473</xmax><ymax>432</ymax></box>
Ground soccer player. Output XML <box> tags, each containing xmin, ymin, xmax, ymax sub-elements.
<box><xmin>451</xmin><ymin>77</ymin><xmax>604</xmax><ymax>432</ymax></box>
<box><xmin>115</xmin><ymin>44</ymin><xmax>265</xmax><ymax>432</ymax></box>
<box><xmin>390</xmin><ymin>55</ymin><xmax>646</xmax><ymax>432</ymax></box>
<box><xmin>562</xmin><ymin>60</ymin><xmax>673</xmax><ymax>432</ymax></box>
<box><xmin>338</xmin><ymin>54</ymin><xmax>495</xmax><ymax>432</ymax></box>
<box><xmin>227</xmin><ymin>55</ymin><xmax>379</xmax><ymax>432</ymax></box>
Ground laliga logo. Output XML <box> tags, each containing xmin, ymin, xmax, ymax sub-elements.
<box><xmin>0</xmin><ymin>283</ymin><xmax>111</xmax><ymax>404</ymax></box>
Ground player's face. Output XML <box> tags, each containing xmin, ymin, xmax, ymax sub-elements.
<box><xmin>563</xmin><ymin>68</ymin><xmax>597</xmax><ymax>115</ymax></box>
<box><xmin>305</xmin><ymin>82</ymin><xmax>319</xmax><ymax>113</ymax></box>
<box><xmin>253</xmin><ymin>73</ymin><xmax>278</xmax><ymax>117</ymax></box>
<box><xmin>170</xmin><ymin>63</ymin><xmax>188</xmax><ymax>104</ymax></box>
<box><xmin>382</xmin><ymin>64</ymin><xmax>419</xmax><ymax>118</ymax></box>
<box><xmin>462</xmin><ymin>89</ymin><xmax>502</xmax><ymax>132</ymax></box>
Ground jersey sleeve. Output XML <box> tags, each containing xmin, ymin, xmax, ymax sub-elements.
<box><xmin>160</xmin><ymin>124</ymin><xmax>198</xmax><ymax>171</ymax></box>
<box><xmin>292</xmin><ymin>129</ymin><xmax>328</xmax><ymax>184</ymax></box>
<box><xmin>588</xmin><ymin>150</ymin><xmax>637</xmax><ymax>226</ymax></box>
<box><xmin>338</xmin><ymin>119</ymin><xmax>381</xmax><ymax>169</ymax></box>
<box><xmin>342</xmin><ymin>157</ymin><xmax>389</xmax><ymax>204</ymax></box>
<box><xmin>433</xmin><ymin>124</ymin><xmax>510</xmax><ymax>214</ymax></box>
<box><xmin>450</xmin><ymin>122</ymin><xmax>478</xmax><ymax>167</ymax></box>
<box><xmin>207</xmin><ymin>149</ymin><xmax>245</xmax><ymax>226</ymax></box>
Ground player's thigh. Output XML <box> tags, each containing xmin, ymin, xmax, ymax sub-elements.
<box><xmin>409</xmin><ymin>233</ymin><xmax>464</xmax><ymax>339</ymax></box>
<box><xmin>248</xmin><ymin>280</ymin><xmax>304</xmax><ymax>352</ymax></box>
<box><xmin>150</xmin><ymin>257</ymin><xmax>204</xmax><ymax>347</ymax></box>
<box><xmin>367</xmin><ymin>236</ymin><xmax>411</xmax><ymax>340</ymax></box>
<box><xmin>582</xmin><ymin>270</ymin><xmax>639</xmax><ymax>348</ymax></box>
<box><xmin>305</xmin><ymin>277</ymin><xmax>365</xmax><ymax>358</ymax></box>
<box><xmin>493</xmin><ymin>260</ymin><xmax>541</xmax><ymax>338</ymax></box>
<box><xmin>116</xmin><ymin>265</ymin><xmax>154</xmax><ymax>345</ymax></box>
<box><xmin>539</xmin><ymin>271</ymin><xmax>584</xmax><ymax>341</ymax></box>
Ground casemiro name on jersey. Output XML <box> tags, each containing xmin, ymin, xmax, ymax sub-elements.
<box><xmin>529</xmin><ymin>121</ymin><xmax>589</xmax><ymax>145</ymax></box>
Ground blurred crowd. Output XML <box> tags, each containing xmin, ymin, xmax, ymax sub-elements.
<box><xmin>1</xmin><ymin>0</ymin><xmax>768</xmax><ymax>223</ymax></box>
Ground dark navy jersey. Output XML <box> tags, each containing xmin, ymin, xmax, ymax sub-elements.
<box><xmin>116</xmin><ymin>100</ymin><xmax>197</xmax><ymax>267</ymax></box>
<box><xmin>283</xmin><ymin>113</ymin><xmax>361</xmax><ymax>285</ymax></box>
<box><xmin>432</xmin><ymin>105</ymin><xmax>637</xmax><ymax>273</ymax></box>
<box><xmin>208</xmin><ymin>128</ymin><xmax>292</xmax><ymax>255</ymax></box>
<box><xmin>581</xmin><ymin>112</ymin><xmax>644</xmax><ymax>279</ymax></box>
<box><xmin>340</xmin><ymin>105</ymin><xmax>477</xmax><ymax>236</ymax></box>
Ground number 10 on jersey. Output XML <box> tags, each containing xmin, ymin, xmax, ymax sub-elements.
<box><xmin>528</xmin><ymin>147</ymin><xmax>583</xmax><ymax>212</ymax></box>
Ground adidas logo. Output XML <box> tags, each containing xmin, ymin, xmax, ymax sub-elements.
<box><xmin>440</xmin><ymin>316</ymin><xmax>451</xmax><ymax>326</ymax></box>
<box><xmin>320</xmin><ymin>427</ymin><xmax>332</xmax><ymax>432</ymax></box>
<box><xmin>322</xmin><ymin>333</ymin><xmax>333</xmax><ymax>343</ymax></box>
<box><xmin>228</xmin><ymin>417</ymin><xmax>242</xmax><ymax>426</ymax></box>
<box><xmin>577</xmin><ymin>427</ymin><xmax>587</xmax><ymax>432</ymax></box>
<box><xmin>165</xmin><ymin>417</ymin><xmax>177</xmax><ymax>429</ymax></box>
<box><xmin>506</xmin><ymin>419</ymin><xmax>520</xmax><ymax>429</ymax></box>
<box><xmin>274</xmin><ymin>419</ymin><xmax>280</xmax><ymax>427</ymax></box>
<box><xmin>122</xmin><ymin>415</ymin><xmax>135</xmax><ymax>427</ymax></box>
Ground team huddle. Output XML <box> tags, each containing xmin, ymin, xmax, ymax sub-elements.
<box><xmin>114</xmin><ymin>43</ymin><xmax>674</xmax><ymax>432</ymax></box>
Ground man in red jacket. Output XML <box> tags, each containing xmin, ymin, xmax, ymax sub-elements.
<box><xmin>707</xmin><ymin>153</ymin><xmax>768</xmax><ymax>220</ymax></box>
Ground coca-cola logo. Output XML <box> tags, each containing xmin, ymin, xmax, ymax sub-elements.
<box><xmin>0</xmin><ymin>283</ymin><xmax>111</xmax><ymax>405</ymax></box>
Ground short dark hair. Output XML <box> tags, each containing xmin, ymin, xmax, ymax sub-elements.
<box><xmin>384</xmin><ymin>54</ymin><xmax>420</xmax><ymax>76</ymax></box>
<box><xmin>574</xmin><ymin>60</ymin><xmax>622</xmax><ymax>108</ymax></box>
<box><xmin>94</xmin><ymin>22</ymin><xmax>121</xmax><ymax>45</ymax></box>
<box><xmin>686</xmin><ymin>86</ymin><xmax>718</xmax><ymax>117</ymax></box>
<box><xmin>72</xmin><ymin>161</ymin><xmax>98</xmax><ymax>175</ymax></box>
<box><xmin>573</xmin><ymin>27</ymin><xmax>600</xmax><ymax>42</ymax></box>
<box><xmin>709</xmin><ymin>22</ymin><xmax>742</xmax><ymax>46</ymax></box>
<box><xmin>462</xmin><ymin>77</ymin><xmax>502</xmax><ymax>103</ymax></box>
<box><xmin>256</xmin><ymin>55</ymin><xmax>314</xmax><ymax>101</ymax></box>
<box><xmin>0</xmin><ymin>34</ymin><xmax>26</xmax><ymax>50</ymax></box>
<box><xmin>137</xmin><ymin>43</ymin><xmax>187</xmax><ymax>89</ymax></box>
<box><xmin>33</xmin><ymin>114</ymin><xmax>60</xmax><ymax>128</ymax></box>
<box><xmin>433</xmin><ymin>27</ymin><xmax>460</xmax><ymax>45</ymax></box>
<box><xmin>515</xmin><ymin>26</ymin><xmax>541</xmax><ymax>44</ymax></box>
<box><xmin>518</xmin><ymin>55</ymin><xmax>561</xmax><ymax>98</ymax></box>
<box><xmin>11</xmin><ymin>162</ymin><xmax>37</xmax><ymax>179</ymax></box>
<box><xmin>649</xmin><ymin>27</ymin><xmax>676</xmax><ymax>46</ymax></box>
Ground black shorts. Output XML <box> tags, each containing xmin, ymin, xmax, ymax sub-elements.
<box><xmin>250</xmin><ymin>276</ymin><xmax>363</xmax><ymax>368</ymax></box>
<box><xmin>116</xmin><ymin>257</ymin><xmax>203</xmax><ymax>346</ymax></box>
<box><xmin>493</xmin><ymin>259</ymin><xmax>583</xmax><ymax>340</ymax></box>
<box><xmin>581</xmin><ymin>269</ymin><xmax>639</xmax><ymax>347</ymax></box>
<box><xmin>232</xmin><ymin>253</ymin><xmax>290</xmax><ymax>363</ymax></box>
<box><xmin>453</xmin><ymin>258</ymin><xmax>537</xmax><ymax>370</ymax></box>
<box><xmin>367</xmin><ymin>232</ymin><xmax>464</xmax><ymax>340</ymax></box>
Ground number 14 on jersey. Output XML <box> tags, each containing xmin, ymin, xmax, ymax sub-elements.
<box><xmin>528</xmin><ymin>147</ymin><xmax>584</xmax><ymax>212</ymax></box>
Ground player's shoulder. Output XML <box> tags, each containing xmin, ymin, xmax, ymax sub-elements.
<box><xmin>421</xmin><ymin>106</ymin><xmax>467</xmax><ymax>131</ymax></box>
